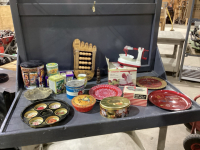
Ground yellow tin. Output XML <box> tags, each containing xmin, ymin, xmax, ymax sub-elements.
<box><xmin>77</xmin><ymin>74</ymin><xmax>87</xmax><ymax>87</ymax></box>
<box><xmin>49</xmin><ymin>74</ymin><xmax>65</xmax><ymax>94</ymax></box>
<box><xmin>100</xmin><ymin>96</ymin><xmax>130</xmax><ymax>119</ymax></box>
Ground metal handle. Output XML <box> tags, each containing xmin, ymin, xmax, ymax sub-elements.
<box><xmin>92</xmin><ymin>1</ymin><xmax>96</xmax><ymax>12</ymax></box>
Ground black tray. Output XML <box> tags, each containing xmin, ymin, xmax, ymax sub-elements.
<box><xmin>21</xmin><ymin>99</ymin><xmax>70</xmax><ymax>128</ymax></box>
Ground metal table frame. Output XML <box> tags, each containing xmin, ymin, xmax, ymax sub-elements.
<box><xmin>1</xmin><ymin>0</ymin><xmax>200</xmax><ymax>149</ymax></box>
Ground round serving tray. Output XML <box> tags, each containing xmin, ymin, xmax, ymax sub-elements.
<box><xmin>89</xmin><ymin>84</ymin><xmax>122</xmax><ymax>101</ymax></box>
<box><xmin>136</xmin><ymin>76</ymin><xmax>167</xmax><ymax>90</ymax></box>
<box><xmin>21</xmin><ymin>99</ymin><xmax>70</xmax><ymax>128</ymax></box>
<box><xmin>148</xmin><ymin>90</ymin><xmax>192</xmax><ymax>111</ymax></box>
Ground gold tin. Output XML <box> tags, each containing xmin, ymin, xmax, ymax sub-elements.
<box><xmin>49</xmin><ymin>102</ymin><xmax>61</xmax><ymax>109</ymax></box>
<box><xmin>77</xmin><ymin>74</ymin><xmax>87</xmax><ymax>87</ymax></box>
<box><xmin>29</xmin><ymin>117</ymin><xmax>43</xmax><ymax>126</ymax></box>
<box><xmin>100</xmin><ymin>96</ymin><xmax>130</xmax><ymax>119</ymax></box>
<box><xmin>45</xmin><ymin>116</ymin><xmax>59</xmax><ymax>124</ymax></box>
<box><xmin>34</xmin><ymin>103</ymin><xmax>47</xmax><ymax>111</ymax></box>
<box><xmin>55</xmin><ymin>108</ymin><xmax>68</xmax><ymax>116</ymax></box>
<box><xmin>24</xmin><ymin>110</ymin><xmax>38</xmax><ymax>119</ymax></box>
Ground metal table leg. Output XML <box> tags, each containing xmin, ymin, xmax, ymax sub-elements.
<box><xmin>125</xmin><ymin>131</ymin><xmax>146</xmax><ymax>150</ymax></box>
<box><xmin>157</xmin><ymin>126</ymin><xmax>168</xmax><ymax>150</ymax></box>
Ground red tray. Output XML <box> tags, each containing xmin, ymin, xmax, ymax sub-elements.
<box><xmin>89</xmin><ymin>84</ymin><xmax>122</xmax><ymax>100</ymax></box>
<box><xmin>148</xmin><ymin>90</ymin><xmax>192</xmax><ymax>111</ymax></box>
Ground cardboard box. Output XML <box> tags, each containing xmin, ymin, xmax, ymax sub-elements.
<box><xmin>106</xmin><ymin>57</ymin><xmax>137</xmax><ymax>87</ymax></box>
<box><xmin>123</xmin><ymin>86</ymin><xmax>148</xmax><ymax>107</ymax></box>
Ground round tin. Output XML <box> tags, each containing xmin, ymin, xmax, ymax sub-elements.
<box><xmin>66</xmin><ymin>80</ymin><xmax>84</xmax><ymax>99</ymax></box>
<box><xmin>77</xmin><ymin>74</ymin><xmax>87</xmax><ymax>87</ymax></box>
<box><xmin>24</xmin><ymin>110</ymin><xmax>38</xmax><ymax>119</ymax></box>
<box><xmin>71</xmin><ymin>95</ymin><xmax>96</xmax><ymax>112</ymax></box>
<box><xmin>34</xmin><ymin>103</ymin><xmax>47</xmax><ymax>110</ymax></box>
<box><xmin>100</xmin><ymin>97</ymin><xmax>130</xmax><ymax>119</ymax></box>
<box><xmin>49</xmin><ymin>102</ymin><xmax>61</xmax><ymax>109</ymax></box>
<box><xmin>55</xmin><ymin>108</ymin><xmax>68</xmax><ymax>116</ymax></box>
<box><xmin>46</xmin><ymin>63</ymin><xmax>58</xmax><ymax>76</ymax></box>
<box><xmin>29</xmin><ymin>117</ymin><xmax>43</xmax><ymax>126</ymax></box>
<box><xmin>45</xmin><ymin>116</ymin><xmax>59</xmax><ymax>125</ymax></box>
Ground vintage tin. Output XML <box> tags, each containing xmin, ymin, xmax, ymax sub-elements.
<box><xmin>46</xmin><ymin>63</ymin><xmax>59</xmax><ymax>76</ymax></box>
<box><xmin>59</xmin><ymin>71</ymin><xmax>74</xmax><ymax>84</ymax></box>
<box><xmin>29</xmin><ymin>117</ymin><xmax>43</xmax><ymax>126</ymax></box>
<box><xmin>45</xmin><ymin>116</ymin><xmax>59</xmax><ymax>124</ymax></box>
<box><xmin>77</xmin><ymin>74</ymin><xmax>87</xmax><ymax>87</ymax></box>
<box><xmin>55</xmin><ymin>108</ymin><xmax>68</xmax><ymax>116</ymax></box>
<box><xmin>100</xmin><ymin>97</ymin><xmax>130</xmax><ymax>119</ymax></box>
<box><xmin>34</xmin><ymin>103</ymin><xmax>47</xmax><ymax>111</ymax></box>
<box><xmin>48</xmin><ymin>74</ymin><xmax>65</xmax><ymax>94</ymax></box>
<box><xmin>24</xmin><ymin>110</ymin><xmax>38</xmax><ymax>119</ymax></box>
<box><xmin>66</xmin><ymin>80</ymin><xmax>84</xmax><ymax>99</ymax></box>
<box><xmin>71</xmin><ymin>95</ymin><xmax>96</xmax><ymax>112</ymax></box>
<box><xmin>49</xmin><ymin>102</ymin><xmax>61</xmax><ymax>109</ymax></box>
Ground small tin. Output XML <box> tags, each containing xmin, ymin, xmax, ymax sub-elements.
<box><xmin>46</xmin><ymin>63</ymin><xmax>58</xmax><ymax>76</ymax></box>
<box><xmin>49</xmin><ymin>74</ymin><xmax>65</xmax><ymax>94</ymax></box>
<box><xmin>49</xmin><ymin>102</ymin><xmax>61</xmax><ymax>109</ymax></box>
<box><xmin>66</xmin><ymin>80</ymin><xmax>84</xmax><ymax>99</ymax></box>
<box><xmin>29</xmin><ymin>117</ymin><xmax>43</xmax><ymax>126</ymax></box>
<box><xmin>55</xmin><ymin>108</ymin><xmax>68</xmax><ymax>116</ymax></box>
<box><xmin>34</xmin><ymin>103</ymin><xmax>47</xmax><ymax>111</ymax></box>
<box><xmin>71</xmin><ymin>95</ymin><xmax>96</xmax><ymax>112</ymax></box>
<box><xmin>24</xmin><ymin>111</ymin><xmax>38</xmax><ymax>119</ymax></box>
<box><xmin>45</xmin><ymin>116</ymin><xmax>59</xmax><ymax>124</ymax></box>
<box><xmin>100</xmin><ymin>96</ymin><xmax>130</xmax><ymax>119</ymax></box>
<box><xmin>77</xmin><ymin>74</ymin><xmax>87</xmax><ymax>87</ymax></box>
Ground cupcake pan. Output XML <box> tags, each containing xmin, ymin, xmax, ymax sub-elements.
<box><xmin>21</xmin><ymin>99</ymin><xmax>70</xmax><ymax>128</ymax></box>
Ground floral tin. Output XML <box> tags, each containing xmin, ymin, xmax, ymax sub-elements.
<box><xmin>100</xmin><ymin>96</ymin><xmax>130</xmax><ymax>119</ymax></box>
<box><xmin>71</xmin><ymin>95</ymin><xmax>96</xmax><ymax>112</ymax></box>
<box><xmin>46</xmin><ymin>63</ymin><xmax>58</xmax><ymax>76</ymax></box>
<box><xmin>49</xmin><ymin>74</ymin><xmax>65</xmax><ymax>94</ymax></box>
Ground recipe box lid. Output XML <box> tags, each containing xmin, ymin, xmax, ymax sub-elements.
<box><xmin>106</xmin><ymin>57</ymin><xmax>137</xmax><ymax>71</ymax></box>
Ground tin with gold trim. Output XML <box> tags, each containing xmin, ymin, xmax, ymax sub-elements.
<box><xmin>100</xmin><ymin>96</ymin><xmax>130</xmax><ymax>119</ymax></box>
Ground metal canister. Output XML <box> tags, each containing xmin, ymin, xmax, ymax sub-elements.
<box><xmin>100</xmin><ymin>96</ymin><xmax>130</xmax><ymax>119</ymax></box>
<box><xmin>77</xmin><ymin>74</ymin><xmax>87</xmax><ymax>87</ymax></box>
<box><xmin>46</xmin><ymin>63</ymin><xmax>58</xmax><ymax>76</ymax></box>
<box><xmin>66</xmin><ymin>80</ymin><xmax>84</xmax><ymax>99</ymax></box>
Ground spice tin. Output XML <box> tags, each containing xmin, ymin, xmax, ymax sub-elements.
<box><xmin>77</xmin><ymin>74</ymin><xmax>87</xmax><ymax>87</ymax></box>
<box><xmin>100</xmin><ymin>97</ymin><xmax>130</xmax><ymax>119</ymax></box>
<box><xmin>66</xmin><ymin>80</ymin><xmax>84</xmax><ymax>99</ymax></box>
<box><xmin>49</xmin><ymin>74</ymin><xmax>65</xmax><ymax>94</ymax></box>
<box><xmin>59</xmin><ymin>71</ymin><xmax>74</xmax><ymax>84</ymax></box>
<box><xmin>46</xmin><ymin>63</ymin><xmax>59</xmax><ymax>76</ymax></box>
<box><xmin>21</xmin><ymin>99</ymin><xmax>70</xmax><ymax>128</ymax></box>
<box><xmin>72</xmin><ymin>95</ymin><xmax>96</xmax><ymax>112</ymax></box>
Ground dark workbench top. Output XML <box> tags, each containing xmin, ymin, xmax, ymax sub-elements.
<box><xmin>1</xmin><ymin>72</ymin><xmax>200</xmax><ymax>148</ymax></box>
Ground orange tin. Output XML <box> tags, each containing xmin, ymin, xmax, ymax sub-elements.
<box><xmin>71</xmin><ymin>95</ymin><xmax>96</xmax><ymax>112</ymax></box>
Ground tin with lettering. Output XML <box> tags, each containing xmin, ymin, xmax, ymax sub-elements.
<box><xmin>66</xmin><ymin>80</ymin><xmax>84</xmax><ymax>99</ymax></box>
<box><xmin>100</xmin><ymin>96</ymin><xmax>130</xmax><ymax>119</ymax></box>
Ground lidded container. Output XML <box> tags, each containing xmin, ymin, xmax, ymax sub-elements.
<box><xmin>66</xmin><ymin>80</ymin><xmax>84</xmax><ymax>99</ymax></box>
<box><xmin>100</xmin><ymin>96</ymin><xmax>130</xmax><ymax>119</ymax></box>
<box><xmin>20</xmin><ymin>60</ymin><xmax>45</xmax><ymax>89</ymax></box>
<box><xmin>71</xmin><ymin>95</ymin><xmax>96</xmax><ymax>112</ymax></box>
<box><xmin>46</xmin><ymin>63</ymin><xmax>58</xmax><ymax>76</ymax></box>
<box><xmin>49</xmin><ymin>74</ymin><xmax>65</xmax><ymax>94</ymax></box>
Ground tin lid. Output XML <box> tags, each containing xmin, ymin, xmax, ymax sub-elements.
<box><xmin>49</xmin><ymin>74</ymin><xmax>64</xmax><ymax>81</ymax></box>
<box><xmin>46</xmin><ymin>63</ymin><xmax>58</xmax><ymax>68</ymax></box>
<box><xmin>20</xmin><ymin>60</ymin><xmax>43</xmax><ymax>68</ymax></box>
<box><xmin>72</xmin><ymin>95</ymin><xmax>96</xmax><ymax>108</ymax></box>
<box><xmin>100</xmin><ymin>96</ymin><xmax>130</xmax><ymax>110</ymax></box>
<box><xmin>66</xmin><ymin>80</ymin><xmax>84</xmax><ymax>87</ymax></box>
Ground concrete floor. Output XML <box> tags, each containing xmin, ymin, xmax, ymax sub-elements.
<box><xmin>23</xmin><ymin>24</ymin><xmax>200</xmax><ymax>150</ymax></box>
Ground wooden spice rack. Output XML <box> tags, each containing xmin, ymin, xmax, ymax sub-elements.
<box><xmin>73</xmin><ymin>39</ymin><xmax>97</xmax><ymax>81</ymax></box>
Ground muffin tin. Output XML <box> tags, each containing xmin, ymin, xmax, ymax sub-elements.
<box><xmin>21</xmin><ymin>99</ymin><xmax>70</xmax><ymax>128</ymax></box>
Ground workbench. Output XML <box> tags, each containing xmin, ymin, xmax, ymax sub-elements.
<box><xmin>1</xmin><ymin>1</ymin><xmax>200</xmax><ymax>150</ymax></box>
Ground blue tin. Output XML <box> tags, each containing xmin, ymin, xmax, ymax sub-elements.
<box><xmin>66</xmin><ymin>80</ymin><xmax>84</xmax><ymax>99</ymax></box>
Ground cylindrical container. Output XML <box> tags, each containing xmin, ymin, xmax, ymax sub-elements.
<box><xmin>66</xmin><ymin>80</ymin><xmax>84</xmax><ymax>99</ymax></box>
<box><xmin>72</xmin><ymin>95</ymin><xmax>96</xmax><ymax>112</ymax></box>
<box><xmin>20</xmin><ymin>60</ymin><xmax>44</xmax><ymax>89</ymax></box>
<box><xmin>77</xmin><ymin>74</ymin><xmax>87</xmax><ymax>87</ymax></box>
<box><xmin>46</xmin><ymin>63</ymin><xmax>58</xmax><ymax>76</ymax></box>
<box><xmin>100</xmin><ymin>96</ymin><xmax>130</xmax><ymax>119</ymax></box>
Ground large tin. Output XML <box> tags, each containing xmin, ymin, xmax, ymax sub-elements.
<box><xmin>66</xmin><ymin>80</ymin><xmax>84</xmax><ymax>99</ymax></box>
<box><xmin>100</xmin><ymin>97</ymin><xmax>130</xmax><ymax>119</ymax></box>
<box><xmin>46</xmin><ymin>63</ymin><xmax>59</xmax><ymax>76</ymax></box>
